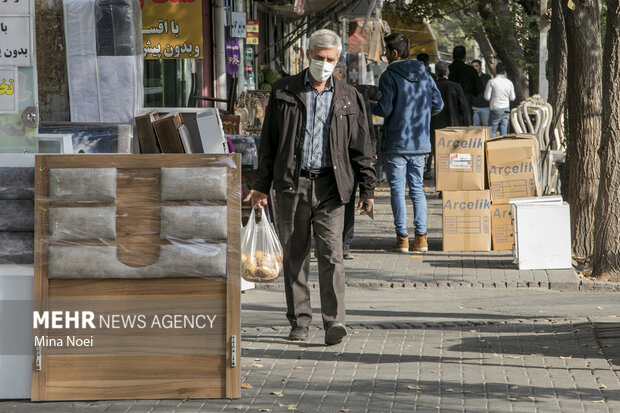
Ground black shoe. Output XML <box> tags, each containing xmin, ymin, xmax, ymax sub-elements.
<box><xmin>288</xmin><ymin>326</ymin><xmax>308</xmax><ymax>341</ymax></box>
<box><xmin>324</xmin><ymin>321</ymin><xmax>347</xmax><ymax>345</ymax></box>
<box><xmin>343</xmin><ymin>250</ymin><xmax>354</xmax><ymax>260</ymax></box>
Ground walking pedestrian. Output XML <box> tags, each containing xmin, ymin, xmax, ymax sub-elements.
<box><xmin>333</xmin><ymin>57</ymin><xmax>380</xmax><ymax>260</ymax></box>
<box><xmin>470</xmin><ymin>59</ymin><xmax>491</xmax><ymax>126</ymax></box>
<box><xmin>448</xmin><ymin>46</ymin><xmax>482</xmax><ymax>108</ymax></box>
<box><xmin>248</xmin><ymin>29</ymin><xmax>376</xmax><ymax>345</ymax></box>
<box><xmin>371</xmin><ymin>33</ymin><xmax>443</xmax><ymax>253</ymax></box>
<box><xmin>426</xmin><ymin>61</ymin><xmax>471</xmax><ymax>179</ymax></box>
<box><xmin>484</xmin><ymin>62</ymin><xmax>516</xmax><ymax>137</ymax></box>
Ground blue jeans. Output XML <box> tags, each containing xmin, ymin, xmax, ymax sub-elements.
<box><xmin>489</xmin><ymin>107</ymin><xmax>510</xmax><ymax>137</ymax></box>
<box><xmin>383</xmin><ymin>154</ymin><xmax>427</xmax><ymax>236</ymax></box>
<box><xmin>473</xmin><ymin>106</ymin><xmax>490</xmax><ymax>126</ymax></box>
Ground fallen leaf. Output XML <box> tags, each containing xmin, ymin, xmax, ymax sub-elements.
<box><xmin>445</xmin><ymin>388</ymin><xmax>455</xmax><ymax>392</ymax></box>
<box><xmin>608</xmin><ymin>315</ymin><xmax>618</xmax><ymax>318</ymax></box>
<box><xmin>252</xmin><ymin>363</ymin><xmax>264</xmax><ymax>368</ymax></box>
<box><xmin>567</xmin><ymin>0</ymin><xmax>575</xmax><ymax>10</ymax></box>
<box><xmin>241</xmin><ymin>383</ymin><xmax>254</xmax><ymax>389</ymax></box>
<box><xmin>340</xmin><ymin>409</ymin><xmax>351</xmax><ymax>412</ymax></box>
<box><xmin>493</xmin><ymin>353</ymin><xmax>501</xmax><ymax>358</ymax></box>
<box><xmin>297</xmin><ymin>355</ymin><xmax>303</xmax><ymax>360</ymax></box>
<box><xmin>594</xmin><ymin>399</ymin><xmax>605</xmax><ymax>403</ymax></box>
<box><xmin>281</xmin><ymin>379</ymin><xmax>286</xmax><ymax>384</ymax></box>
<box><xmin>469</xmin><ymin>329</ymin><xmax>477</xmax><ymax>333</ymax></box>
<box><xmin>351</xmin><ymin>331</ymin><xmax>360</xmax><ymax>334</ymax></box>
<box><xmin>509</xmin><ymin>356</ymin><xmax>521</xmax><ymax>359</ymax></box>
<box><xmin>541</xmin><ymin>346</ymin><xmax>549</xmax><ymax>350</ymax></box>
<box><xmin>185</xmin><ymin>396</ymin><xmax>191</xmax><ymax>402</ymax></box>
<box><xmin>511</xmin><ymin>385</ymin><xmax>519</xmax><ymax>389</ymax></box>
<box><xmin>293</xmin><ymin>366</ymin><xmax>303</xmax><ymax>369</ymax></box>
<box><xmin>255</xmin><ymin>358</ymin><xmax>262</xmax><ymax>361</ymax></box>
<box><xmin>597</xmin><ymin>306</ymin><xmax>604</xmax><ymax>310</ymax></box>
<box><xmin>278</xmin><ymin>403</ymin><xmax>296</xmax><ymax>409</ymax></box>
<box><xmin>271</xmin><ymin>391</ymin><xmax>284</xmax><ymax>397</ymax></box>
<box><xmin>234</xmin><ymin>405</ymin><xmax>244</xmax><ymax>410</ymax></box>
<box><xmin>259</xmin><ymin>409</ymin><xmax>271</xmax><ymax>412</ymax></box>
<box><xmin>531</xmin><ymin>353</ymin><xmax>544</xmax><ymax>357</ymax></box>
<box><xmin>508</xmin><ymin>397</ymin><xmax>517</xmax><ymax>401</ymax></box>
<box><xmin>538</xmin><ymin>310</ymin><xmax>546</xmax><ymax>314</ymax></box>
<box><xmin>408</xmin><ymin>385</ymin><xmax>420</xmax><ymax>390</ymax></box>
<box><xmin>560</xmin><ymin>356</ymin><xmax>572</xmax><ymax>360</ymax></box>
<box><xmin>528</xmin><ymin>396</ymin><xmax>535</xmax><ymax>400</ymax></box>
<box><xmin>600</xmin><ymin>384</ymin><xmax>607</xmax><ymax>389</ymax></box>
<box><xmin>334</xmin><ymin>353</ymin><xmax>343</xmax><ymax>357</ymax></box>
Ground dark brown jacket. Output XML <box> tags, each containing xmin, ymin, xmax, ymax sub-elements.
<box><xmin>254</xmin><ymin>69</ymin><xmax>376</xmax><ymax>203</ymax></box>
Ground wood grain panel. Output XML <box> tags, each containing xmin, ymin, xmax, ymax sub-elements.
<box><xmin>45</xmin><ymin>355</ymin><xmax>225</xmax><ymax>400</ymax></box>
<box><xmin>33</xmin><ymin>154</ymin><xmax>241</xmax><ymax>401</ymax></box>
<box><xmin>49</xmin><ymin>277</ymin><xmax>227</xmax><ymax>300</ymax></box>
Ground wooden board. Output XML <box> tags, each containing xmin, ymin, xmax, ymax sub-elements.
<box><xmin>32</xmin><ymin>154</ymin><xmax>241</xmax><ymax>401</ymax></box>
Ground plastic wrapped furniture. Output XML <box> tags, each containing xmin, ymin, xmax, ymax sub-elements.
<box><xmin>32</xmin><ymin>154</ymin><xmax>241</xmax><ymax>401</ymax></box>
<box><xmin>64</xmin><ymin>0</ymin><xmax>143</xmax><ymax>123</ymax></box>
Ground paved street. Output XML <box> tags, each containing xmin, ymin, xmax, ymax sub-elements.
<box><xmin>3</xmin><ymin>185</ymin><xmax>620</xmax><ymax>412</ymax></box>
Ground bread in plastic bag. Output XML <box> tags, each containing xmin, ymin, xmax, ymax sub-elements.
<box><xmin>241</xmin><ymin>208</ymin><xmax>283</xmax><ymax>282</ymax></box>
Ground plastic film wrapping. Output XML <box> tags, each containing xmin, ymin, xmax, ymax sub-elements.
<box><xmin>49</xmin><ymin>207</ymin><xmax>117</xmax><ymax>241</ymax></box>
<box><xmin>35</xmin><ymin>155</ymin><xmax>241</xmax><ymax>281</ymax></box>
<box><xmin>0</xmin><ymin>161</ymin><xmax>35</xmax><ymax>264</ymax></box>
<box><xmin>64</xmin><ymin>0</ymin><xmax>143</xmax><ymax>123</ymax></box>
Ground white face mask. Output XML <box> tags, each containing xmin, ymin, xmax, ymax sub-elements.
<box><xmin>309</xmin><ymin>59</ymin><xmax>335</xmax><ymax>82</ymax></box>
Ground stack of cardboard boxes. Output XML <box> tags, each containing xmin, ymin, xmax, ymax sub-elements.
<box><xmin>435</xmin><ymin>127</ymin><xmax>542</xmax><ymax>252</ymax></box>
<box><xmin>486</xmin><ymin>134</ymin><xmax>543</xmax><ymax>250</ymax></box>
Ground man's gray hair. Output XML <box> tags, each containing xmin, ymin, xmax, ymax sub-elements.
<box><xmin>309</xmin><ymin>29</ymin><xmax>342</xmax><ymax>55</ymax></box>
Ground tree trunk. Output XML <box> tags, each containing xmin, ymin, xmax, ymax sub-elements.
<box><xmin>563</xmin><ymin>0</ymin><xmax>602</xmax><ymax>258</ymax></box>
<box><xmin>547</xmin><ymin>0</ymin><xmax>567</xmax><ymax>131</ymax></box>
<box><xmin>592</xmin><ymin>0</ymin><xmax>620</xmax><ymax>279</ymax></box>
<box><xmin>478</xmin><ymin>0</ymin><xmax>530</xmax><ymax>104</ymax></box>
<box><xmin>473</xmin><ymin>32</ymin><xmax>496</xmax><ymax>74</ymax></box>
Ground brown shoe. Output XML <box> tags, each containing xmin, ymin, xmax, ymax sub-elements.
<box><xmin>392</xmin><ymin>235</ymin><xmax>409</xmax><ymax>253</ymax></box>
<box><xmin>410</xmin><ymin>234</ymin><xmax>428</xmax><ymax>252</ymax></box>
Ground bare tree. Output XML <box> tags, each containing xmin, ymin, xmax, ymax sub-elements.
<box><xmin>592</xmin><ymin>0</ymin><xmax>620</xmax><ymax>278</ymax></box>
<box><xmin>563</xmin><ymin>0</ymin><xmax>602</xmax><ymax>257</ymax></box>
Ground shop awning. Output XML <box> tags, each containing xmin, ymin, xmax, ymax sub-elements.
<box><xmin>383</xmin><ymin>14</ymin><xmax>439</xmax><ymax>63</ymax></box>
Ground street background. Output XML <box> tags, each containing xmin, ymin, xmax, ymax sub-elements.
<box><xmin>2</xmin><ymin>184</ymin><xmax>620</xmax><ymax>413</ymax></box>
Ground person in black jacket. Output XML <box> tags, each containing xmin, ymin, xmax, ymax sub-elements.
<box><xmin>426</xmin><ymin>61</ymin><xmax>471</xmax><ymax>178</ymax></box>
<box><xmin>248</xmin><ymin>29</ymin><xmax>376</xmax><ymax>346</ymax></box>
<box><xmin>448</xmin><ymin>46</ymin><xmax>482</xmax><ymax>108</ymax></box>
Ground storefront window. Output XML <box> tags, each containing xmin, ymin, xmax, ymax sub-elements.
<box><xmin>144</xmin><ymin>59</ymin><xmax>203</xmax><ymax>108</ymax></box>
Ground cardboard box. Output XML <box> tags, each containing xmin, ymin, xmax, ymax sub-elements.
<box><xmin>491</xmin><ymin>203</ymin><xmax>513</xmax><ymax>251</ymax></box>
<box><xmin>442</xmin><ymin>190</ymin><xmax>491</xmax><ymax>251</ymax></box>
<box><xmin>486</xmin><ymin>134</ymin><xmax>542</xmax><ymax>204</ymax></box>
<box><xmin>435</xmin><ymin>127</ymin><xmax>490</xmax><ymax>191</ymax></box>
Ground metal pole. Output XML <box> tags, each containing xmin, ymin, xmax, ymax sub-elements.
<box><xmin>215</xmin><ymin>0</ymin><xmax>228</xmax><ymax>108</ymax></box>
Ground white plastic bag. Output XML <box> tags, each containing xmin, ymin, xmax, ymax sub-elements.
<box><xmin>241</xmin><ymin>208</ymin><xmax>283</xmax><ymax>282</ymax></box>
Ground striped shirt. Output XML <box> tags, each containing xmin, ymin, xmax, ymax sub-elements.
<box><xmin>301</xmin><ymin>71</ymin><xmax>333</xmax><ymax>170</ymax></box>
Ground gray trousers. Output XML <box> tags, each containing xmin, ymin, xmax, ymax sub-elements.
<box><xmin>275</xmin><ymin>174</ymin><xmax>345</xmax><ymax>329</ymax></box>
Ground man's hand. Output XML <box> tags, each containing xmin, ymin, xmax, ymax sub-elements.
<box><xmin>357</xmin><ymin>198</ymin><xmax>374</xmax><ymax>215</ymax></box>
<box><xmin>243</xmin><ymin>189</ymin><xmax>269</xmax><ymax>209</ymax></box>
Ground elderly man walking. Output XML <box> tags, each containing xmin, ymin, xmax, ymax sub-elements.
<box><xmin>248</xmin><ymin>29</ymin><xmax>376</xmax><ymax>345</ymax></box>
<box><xmin>372</xmin><ymin>33</ymin><xmax>443</xmax><ymax>253</ymax></box>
